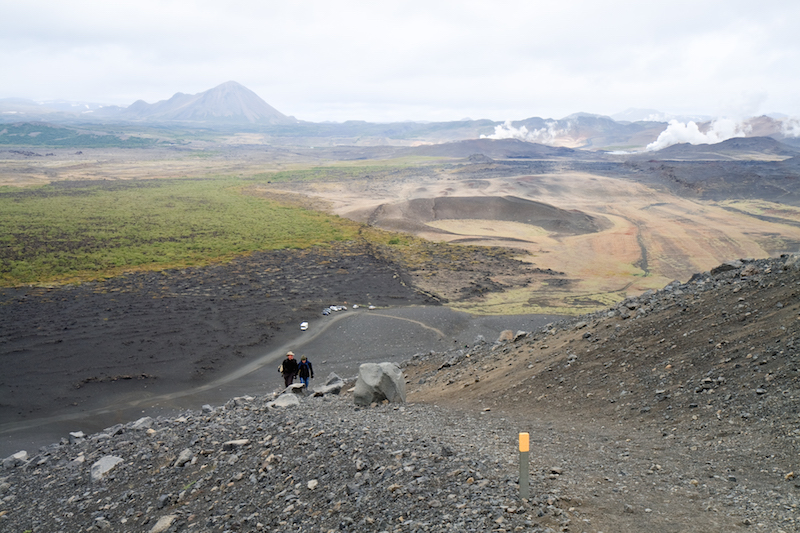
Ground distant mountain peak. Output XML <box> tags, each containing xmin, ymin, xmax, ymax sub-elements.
<box><xmin>117</xmin><ymin>82</ymin><xmax>296</xmax><ymax>125</ymax></box>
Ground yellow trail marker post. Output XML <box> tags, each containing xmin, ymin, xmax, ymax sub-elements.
<box><xmin>519</xmin><ymin>432</ymin><xmax>530</xmax><ymax>500</ymax></box>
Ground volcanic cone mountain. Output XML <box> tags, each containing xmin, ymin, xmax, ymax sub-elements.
<box><xmin>119</xmin><ymin>81</ymin><xmax>295</xmax><ymax>124</ymax></box>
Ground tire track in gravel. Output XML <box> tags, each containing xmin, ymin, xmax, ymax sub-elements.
<box><xmin>367</xmin><ymin>311</ymin><xmax>447</xmax><ymax>339</ymax></box>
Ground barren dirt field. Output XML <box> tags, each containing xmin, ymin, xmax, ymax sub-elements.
<box><xmin>262</xmin><ymin>166</ymin><xmax>800</xmax><ymax>314</ymax></box>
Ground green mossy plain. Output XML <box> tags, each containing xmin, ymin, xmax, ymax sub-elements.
<box><xmin>0</xmin><ymin>176</ymin><xmax>362</xmax><ymax>285</ymax></box>
<box><xmin>0</xmin><ymin>123</ymin><xmax>155</xmax><ymax>148</ymax></box>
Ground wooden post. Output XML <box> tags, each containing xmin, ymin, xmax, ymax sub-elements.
<box><xmin>519</xmin><ymin>432</ymin><xmax>530</xmax><ymax>500</ymax></box>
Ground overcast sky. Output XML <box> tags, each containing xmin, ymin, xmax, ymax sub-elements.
<box><xmin>2</xmin><ymin>1</ymin><xmax>798</xmax><ymax>123</ymax></box>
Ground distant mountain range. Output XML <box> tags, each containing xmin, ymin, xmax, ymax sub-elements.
<box><xmin>1</xmin><ymin>82</ymin><xmax>799</xmax><ymax>151</ymax></box>
<box><xmin>1</xmin><ymin>81</ymin><xmax>297</xmax><ymax>126</ymax></box>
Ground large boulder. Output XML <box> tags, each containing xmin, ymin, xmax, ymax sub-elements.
<box><xmin>711</xmin><ymin>260</ymin><xmax>743</xmax><ymax>275</ymax></box>
<box><xmin>2</xmin><ymin>450</ymin><xmax>28</xmax><ymax>470</ymax></box>
<box><xmin>313</xmin><ymin>373</ymin><xmax>345</xmax><ymax>396</ymax></box>
<box><xmin>266</xmin><ymin>393</ymin><xmax>300</xmax><ymax>409</ymax></box>
<box><xmin>784</xmin><ymin>253</ymin><xmax>800</xmax><ymax>271</ymax></box>
<box><xmin>353</xmin><ymin>363</ymin><xmax>406</xmax><ymax>406</ymax></box>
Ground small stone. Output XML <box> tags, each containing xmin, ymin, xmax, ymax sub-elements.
<box><xmin>148</xmin><ymin>514</ymin><xmax>177</xmax><ymax>533</ymax></box>
<box><xmin>222</xmin><ymin>439</ymin><xmax>250</xmax><ymax>450</ymax></box>
<box><xmin>130</xmin><ymin>416</ymin><xmax>154</xmax><ymax>430</ymax></box>
<box><xmin>308</xmin><ymin>479</ymin><xmax>319</xmax><ymax>490</ymax></box>
<box><xmin>157</xmin><ymin>494</ymin><xmax>171</xmax><ymax>509</ymax></box>
<box><xmin>174</xmin><ymin>448</ymin><xmax>194</xmax><ymax>467</ymax></box>
<box><xmin>2</xmin><ymin>451</ymin><xmax>28</xmax><ymax>469</ymax></box>
<box><xmin>267</xmin><ymin>394</ymin><xmax>300</xmax><ymax>409</ymax></box>
<box><xmin>91</xmin><ymin>456</ymin><xmax>123</xmax><ymax>482</ymax></box>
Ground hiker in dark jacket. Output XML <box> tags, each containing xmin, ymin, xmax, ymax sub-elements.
<box><xmin>281</xmin><ymin>351</ymin><xmax>299</xmax><ymax>388</ymax></box>
<box><xmin>297</xmin><ymin>355</ymin><xmax>314</xmax><ymax>388</ymax></box>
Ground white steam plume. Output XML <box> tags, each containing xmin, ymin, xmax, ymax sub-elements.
<box><xmin>481</xmin><ymin>120</ymin><xmax>565</xmax><ymax>144</ymax></box>
<box><xmin>782</xmin><ymin>118</ymin><xmax>800</xmax><ymax>138</ymax></box>
<box><xmin>646</xmin><ymin>118</ymin><xmax>751</xmax><ymax>151</ymax></box>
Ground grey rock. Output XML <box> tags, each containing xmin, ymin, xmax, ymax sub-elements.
<box><xmin>783</xmin><ymin>253</ymin><xmax>800</xmax><ymax>271</ymax></box>
<box><xmin>267</xmin><ymin>393</ymin><xmax>301</xmax><ymax>409</ymax></box>
<box><xmin>222</xmin><ymin>439</ymin><xmax>249</xmax><ymax>450</ymax></box>
<box><xmin>353</xmin><ymin>362</ymin><xmax>406</xmax><ymax>406</ymax></box>
<box><xmin>91</xmin><ymin>455</ymin><xmax>123</xmax><ymax>482</ymax></box>
<box><xmin>2</xmin><ymin>451</ymin><xmax>28</xmax><ymax>469</ymax></box>
<box><xmin>313</xmin><ymin>373</ymin><xmax>345</xmax><ymax>396</ymax></box>
<box><xmin>130</xmin><ymin>416</ymin><xmax>154</xmax><ymax>430</ymax></box>
<box><xmin>513</xmin><ymin>330</ymin><xmax>528</xmax><ymax>342</ymax></box>
<box><xmin>286</xmin><ymin>383</ymin><xmax>307</xmax><ymax>395</ymax></box>
<box><xmin>104</xmin><ymin>424</ymin><xmax>125</xmax><ymax>436</ymax></box>
<box><xmin>157</xmin><ymin>494</ymin><xmax>172</xmax><ymax>509</ymax></box>
<box><xmin>711</xmin><ymin>260</ymin><xmax>743</xmax><ymax>275</ymax></box>
<box><xmin>148</xmin><ymin>514</ymin><xmax>177</xmax><ymax>533</ymax></box>
<box><xmin>174</xmin><ymin>448</ymin><xmax>194</xmax><ymax>467</ymax></box>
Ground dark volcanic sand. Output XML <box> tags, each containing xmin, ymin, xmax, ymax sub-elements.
<box><xmin>0</xmin><ymin>243</ymin><xmax>560</xmax><ymax>456</ymax></box>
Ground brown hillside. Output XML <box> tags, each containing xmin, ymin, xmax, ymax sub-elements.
<box><xmin>405</xmin><ymin>255</ymin><xmax>800</xmax><ymax>531</ymax></box>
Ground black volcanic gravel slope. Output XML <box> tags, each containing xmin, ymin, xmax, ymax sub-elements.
<box><xmin>1</xmin><ymin>255</ymin><xmax>800</xmax><ymax>532</ymax></box>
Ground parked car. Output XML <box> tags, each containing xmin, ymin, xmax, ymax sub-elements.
<box><xmin>300</xmin><ymin>321</ymin><xmax>309</xmax><ymax>331</ymax></box>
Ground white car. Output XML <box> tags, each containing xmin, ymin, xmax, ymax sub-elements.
<box><xmin>300</xmin><ymin>321</ymin><xmax>309</xmax><ymax>331</ymax></box>
<box><xmin>368</xmin><ymin>305</ymin><xmax>376</xmax><ymax>310</ymax></box>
